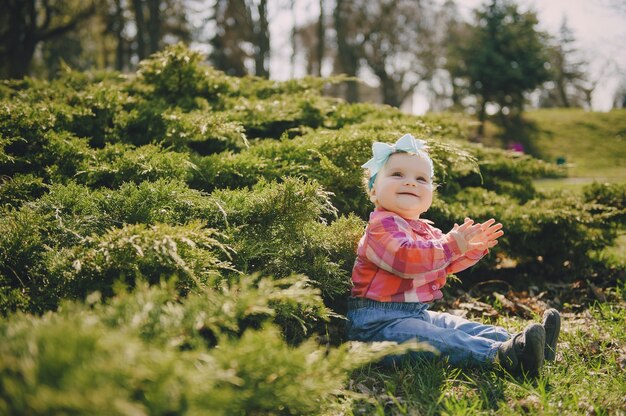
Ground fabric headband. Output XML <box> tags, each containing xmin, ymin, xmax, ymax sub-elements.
<box><xmin>361</xmin><ymin>133</ymin><xmax>434</xmax><ymax>190</ymax></box>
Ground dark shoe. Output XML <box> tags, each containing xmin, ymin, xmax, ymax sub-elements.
<box><xmin>519</xmin><ymin>323</ymin><xmax>545</xmax><ymax>377</ymax></box>
<box><xmin>497</xmin><ymin>333</ymin><xmax>521</xmax><ymax>373</ymax></box>
<box><xmin>542</xmin><ymin>308</ymin><xmax>561</xmax><ymax>361</ymax></box>
<box><xmin>497</xmin><ymin>323</ymin><xmax>545</xmax><ymax>376</ymax></box>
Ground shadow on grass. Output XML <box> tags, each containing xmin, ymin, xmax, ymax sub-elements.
<box><xmin>349</xmin><ymin>358</ymin><xmax>512</xmax><ymax>414</ymax></box>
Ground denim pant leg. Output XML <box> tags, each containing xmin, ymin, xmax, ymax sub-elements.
<box><xmin>347</xmin><ymin>299</ymin><xmax>507</xmax><ymax>367</ymax></box>
<box><xmin>424</xmin><ymin>310</ymin><xmax>511</xmax><ymax>342</ymax></box>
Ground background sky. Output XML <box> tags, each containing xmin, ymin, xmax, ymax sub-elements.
<box><xmin>268</xmin><ymin>0</ymin><xmax>626</xmax><ymax>113</ymax></box>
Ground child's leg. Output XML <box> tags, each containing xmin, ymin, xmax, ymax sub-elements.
<box><xmin>424</xmin><ymin>310</ymin><xmax>511</xmax><ymax>342</ymax></box>
<box><xmin>379</xmin><ymin>314</ymin><xmax>503</xmax><ymax>366</ymax></box>
<box><xmin>347</xmin><ymin>299</ymin><xmax>504</xmax><ymax>367</ymax></box>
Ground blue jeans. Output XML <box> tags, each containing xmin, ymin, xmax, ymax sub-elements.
<box><xmin>346</xmin><ymin>298</ymin><xmax>511</xmax><ymax>367</ymax></box>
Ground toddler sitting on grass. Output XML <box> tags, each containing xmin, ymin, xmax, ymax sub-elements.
<box><xmin>347</xmin><ymin>134</ymin><xmax>560</xmax><ymax>376</ymax></box>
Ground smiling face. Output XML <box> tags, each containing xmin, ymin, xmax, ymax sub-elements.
<box><xmin>369</xmin><ymin>152</ymin><xmax>434</xmax><ymax>220</ymax></box>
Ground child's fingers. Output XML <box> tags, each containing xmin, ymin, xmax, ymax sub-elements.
<box><xmin>486</xmin><ymin>230</ymin><xmax>504</xmax><ymax>241</ymax></box>
<box><xmin>486</xmin><ymin>222</ymin><xmax>502</xmax><ymax>231</ymax></box>
<box><xmin>485</xmin><ymin>223</ymin><xmax>503</xmax><ymax>236</ymax></box>
<box><xmin>456</xmin><ymin>219</ymin><xmax>475</xmax><ymax>232</ymax></box>
<box><xmin>480</xmin><ymin>218</ymin><xmax>496</xmax><ymax>230</ymax></box>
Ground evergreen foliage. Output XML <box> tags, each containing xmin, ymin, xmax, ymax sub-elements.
<box><xmin>448</xmin><ymin>0</ymin><xmax>551</xmax><ymax>133</ymax></box>
<box><xmin>0</xmin><ymin>44</ymin><xmax>623</xmax><ymax>413</ymax></box>
<box><xmin>0</xmin><ymin>279</ymin><xmax>416</xmax><ymax>415</ymax></box>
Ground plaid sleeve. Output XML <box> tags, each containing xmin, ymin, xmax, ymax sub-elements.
<box><xmin>364</xmin><ymin>214</ymin><xmax>463</xmax><ymax>281</ymax></box>
<box><xmin>445</xmin><ymin>249</ymin><xmax>487</xmax><ymax>274</ymax></box>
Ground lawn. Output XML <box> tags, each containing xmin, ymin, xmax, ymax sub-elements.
<box><xmin>476</xmin><ymin>108</ymin><xmax>626</xmax><ymax>192</ymax></box>
<box><xmin>342</xmin><ymin>299</ymin><xmax>626</xmax><ymax>415</ymax></box>
<box><xmin>523</xmin><ymin>108</ymin><xmax>626</xmax><ymax>182</ymax></box>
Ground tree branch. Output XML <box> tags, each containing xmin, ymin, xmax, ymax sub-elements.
<box><xmin>37</xmin><ymin>2</ymin><xmax>96</xmax><ymax>42</ymax></box>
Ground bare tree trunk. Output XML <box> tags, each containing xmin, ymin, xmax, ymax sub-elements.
<box><xmin>254</xmin><ymin>0</ymin><xmax>270</xmax><ymax>77</ymax></box>
<box><xmin>316</xmin><ymin>0</ymin><xmax>324</xmax><ymax>77</ymax></box>
<box><xmin>334</xmin><ymin>0</ymin><xmax>359</xmax><ymax>102</ymax></box>
<box><xmin>477</xmin><ymin>99</ymin><xmax>487</xmax><ymax>137</ymax></box>
<box><xmin>581</xmin><ymin>83</ymin><xmax>596</xmax><ymax>110</ymax></box>
<box><xmin>147</xmin><ymin>0</ymin><xmax>161</xmax><ymax>54</ymax></box>
<box><xmin>376</xmin><ymin>70</ymin><xmax>401</xmax><ymax>107</ymax></box>
<box><xmin>290</xmin><ymin>0</ymin><xmax>297</xmax><ymax>78</ymax></box>
<box><xmin>112</xmin><ymin>0</ymin><xmax>126</xmax><ymax>70</ymax></box>
<box><xmin>132</xmin><ymin>0</ymin><xmax>147</xmax><ymax>59</ymax></box>
<box><xmin>0</xmin><ymin>0</ymin><xmax>95</xmax><ymax>79</ymax></box>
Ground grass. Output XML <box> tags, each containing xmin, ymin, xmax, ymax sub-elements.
<box><xmin>475</xmin><ymin>108</ymin><xmax>626</xmax><ymax>193</ymax></box>
<box><xmin>341</xmin><ymin>299</ymin><xmax>626</xmax><ymax>415</ymax></box>
<box><xmin>526</xmin><ymin>109</ymin><xmax>626</xmax><ymax>196</ymax></box>
<box><xmin>523</xmin><ymin>108</ymin><xmax>626</xmax><ymax>181</ymax></box>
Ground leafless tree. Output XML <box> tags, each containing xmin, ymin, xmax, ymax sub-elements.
<box><xmin>209</xmin><ymin>0</ymin><xmax>270</xmax><ymax>77</ymax></box>
<box><xmin>0</xmin><ymin>0</ymin><xmax>96</xmax><ymax>79</ymax></box>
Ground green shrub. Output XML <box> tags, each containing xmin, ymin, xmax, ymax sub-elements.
<box><xmin>0</xmin><ymin>206</ymin><xmax>50</xmax><ymax>313</ymax></box>
<box><xmin>0</xmin><ymin>134</ymin><xmax>17</xmax><ymax>166</ymax></box>
<box><xmin>205</xmin><ymin>177</ymin><xmax>336</xmax><ymax>272</ymax></box>
<box><xmin>0</xmin><ymin>177</ymin><xmax>365</xmax><ymax>314</ymax></box>
<box><xmin>43</xmin><ymin>221</ymin><xmax>233</xmax><ymax>303</ymax></box>
<box><xmin>0</xmin><ymin>278</ymin><xmax>413</xmax><ymax>415</ymax></box>
<box><xmin>584</xmin><ymin>182</ymin><xmax>626</xmax><ymax>225</ymax></box>
<box><xmin>56</xmin><ymin>81</ymin><xmax>132</xmax><ymax>147</ymax></box>
<box><xmin>234</xmin><ymin>74</ymin><xmax>346</xmax><ymax>99</ymax></box>
<box><xmin>42</xmin><ymin>131</ymin><xmax>93</xmax><ymax>181</ymax></box>
<box><xmin>0</xmin><ymin>101</ymin><xmax>56</xmax><ymax>175</ymax></box>
<box><xmin>110</xmin><ymin>97</ymin><xmax>169</xmax><ymax>146</ymax></box>
<box><xmin>189</xmin><ymin>151</ymin><xmax>273</xmax><ymax>192</ymax></box>
<box><xmin>454</xmin><ymin>146</ymin><xmax>564</xmax><ymax>202</ymax></box>
<box><xmin>0</xmin><ymin>283</ymin><xmax>29</xmax><ymax>314</ymax></box>
<box><xmin>30</xmin><ymin>181</ymin><xmax>109</xmax><ymax>247</ymax></box>
<box><xmin>0</xmin><ymin>174</ymin><xmax>47</xmax><ymax>208</ymax></box>
<box><xmin>1</xmin><ymin>179</ymin><xmax>223</xmax><ymax>312</ymax></box>
<box><xmin>298</xmin><ymin>214</ymin><xmax>365</xmax><ymax>299</ymax></box>
<box><xmin>191</xmin><ymin>125</ymin><xmax>480</xmax><ymax>217</ymax></box>
<box><xmin>429</xmin><ymin>187</ymin><xmax>619</xmax><ymax>277</ymax></box>
<box><xmin>76</xmin><ymin>143</ymin><xmax>195</xmax><ymax>187</ymax></box>
<box><xmin>323</xmin><ymin>101</ymin><xmax>384</xmax><ymax>129</ymax></box>
<box><xmin>138</xmin><ymin>43</ymin><xmax>233</xmax><ymax>109</ymax></box>
<box><xmin>160</xmin><ymin>108</ymin><xmax>248</xmax><ymax>154</ymax></box>
<box><xmin>100</xmin><ymin>179</ymin><xmax>215</xmax><ymax>226</ymax></box>
<box><xmin>223</xmin><ymin>92</ymin><xmax>329</xmax><ymax>139</ymax></box>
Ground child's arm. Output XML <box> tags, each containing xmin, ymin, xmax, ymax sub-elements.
<box><xmin>366</xmin><ymin>215</ymin><xmax>480</xmax><ymax>280</ymax></box>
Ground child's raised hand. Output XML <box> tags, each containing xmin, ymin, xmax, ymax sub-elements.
<box><xmin>447</xmin><ymin>218</ymin><xmax>484</xmax><ymax>253</ymax></box>
<box><xmin>468</xmin><ymin>218</ymin><xmax>504</xmax><ymax>251</ymax></box>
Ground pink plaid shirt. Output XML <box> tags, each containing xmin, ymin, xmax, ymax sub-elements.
<box><xmin>351</xmin><ymin>208</ymin><xmax>486</xmax><ymax>302</ymax></box>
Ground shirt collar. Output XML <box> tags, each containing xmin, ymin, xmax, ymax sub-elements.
<box><xmin>371</xmin><ymin>208</ymin><xmax>433</xmax><ymax>229</ymax></box>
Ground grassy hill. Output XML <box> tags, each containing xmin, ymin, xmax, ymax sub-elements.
<box><xmin>524</xmin><ymin>108</ymin><xmax>626</xmax><ymax>181</ymax></box>
<box><xmin>475</xmin><ymin>108</ymin><xmax>626</xmax><ymax>192</ymax></box>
